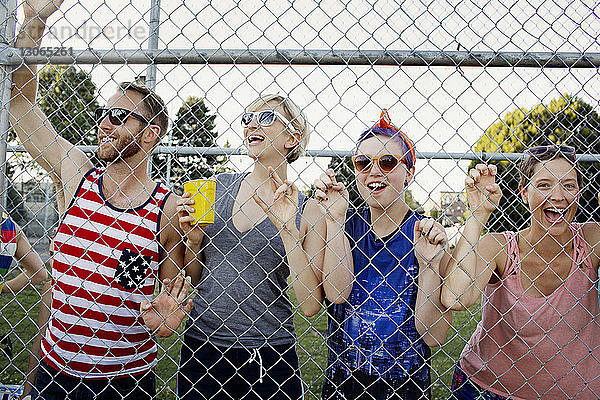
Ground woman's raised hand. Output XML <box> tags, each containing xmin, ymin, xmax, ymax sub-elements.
<box><xmin>253</xmin><ymin>167</ymin><xmax>300</xmax><ymax>234</ymax></box>
<box><xmin>465</xmin><ymin>164</ymin><xmax>502</xmax><ymax>217</ymax></box>
<box><xmin>414</xmin><ymin>218</ymin><xmax>447</xmax><ymax>269</ymax></box>
<box><xmin>314</xmin><ymin>168</ymin><xmax>349</xmax><ymax>222</ymax></box>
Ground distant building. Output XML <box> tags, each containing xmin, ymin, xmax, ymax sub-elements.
<box><xmin>439</xmin><ymin>191</ymin><xmax>467</xmax><ymax>227</ymax></box>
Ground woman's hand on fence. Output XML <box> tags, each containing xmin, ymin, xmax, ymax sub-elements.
<box><xmin>23</xmin><ymin>0</ymin><xmax>64</xmax><ymax>21</ymax></box>
<box><xmin>314</xmin><ymin>168</ymin><xmax>349</xmax><ymax>221</ymax></box>
<box><xmin>253</xmin><ymin>167</ymin><xmax>299</xmax><ymax>235</ymax></box>
<box><xmin>177</xmin><ymin>192</ymin><xmax>204</xmax><ymax>246</ymax></box>
<box><xmin>140</xmin><ymin>274</ymin><xmax>193</xmax><ymax>338</ymax></box>
<box><xmin>465</xmin><ymin>164</ymin><xmax>502</xmax><ymax>218</ymax></box>
<box><xmin>414</xmin><ymin>218</ymin><xmax>447</xmax><ymax>269</ymax></box>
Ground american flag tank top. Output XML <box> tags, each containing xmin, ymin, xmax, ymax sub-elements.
<box><xmin>41</xmin><ymin>168</ymin><xmax>171</xmax><ymax>378</ymax></box>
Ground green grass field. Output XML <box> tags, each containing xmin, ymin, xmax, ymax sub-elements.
<box><xmin>0</xmin><ymin>288</ymin><xmax>481</xmax><ymax>399</ymax></box>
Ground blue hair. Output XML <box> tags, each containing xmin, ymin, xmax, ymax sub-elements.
<box><xmin>356</xmin><ymin>126</ymin><xmax>414</xmax><ymax>169</ymax></box>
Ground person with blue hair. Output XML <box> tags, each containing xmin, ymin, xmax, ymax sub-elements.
<box><xmin>312</xmin><ymin>110</ymin><xmax>453</xmax><ymax>399</ymax></box>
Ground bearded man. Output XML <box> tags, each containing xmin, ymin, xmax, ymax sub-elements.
<box><xmin>10</xmin><ymin>1</ymin><xmax>192</xmax><ymax>399</ymax></box>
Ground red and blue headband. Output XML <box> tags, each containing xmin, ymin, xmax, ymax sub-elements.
<box><xmin>358</xmin><ymin>109</ymin><xmax>416</xmax><ymax>169</ymax></box>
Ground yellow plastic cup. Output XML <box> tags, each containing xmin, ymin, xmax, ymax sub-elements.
<box><xmin>183</xmin><ymin>179</ymin><xmax>216</xmax><ymax>225</ymax></box>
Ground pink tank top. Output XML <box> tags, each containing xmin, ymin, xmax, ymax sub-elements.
<box><xmin>460</xmin><ymin>224</ymin><xmax>600</xmax><ymax>399</ymax></box>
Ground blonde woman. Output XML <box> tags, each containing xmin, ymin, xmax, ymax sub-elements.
<box><xmin>177</xmin><ymin>95</ymin><xmax>325</xmax><ymax>400</ymax></box>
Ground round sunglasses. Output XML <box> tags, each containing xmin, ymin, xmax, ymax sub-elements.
<box><xmin>241</xmin><ymin>110</ymin><xmax>291</xmax><ymax>127</ymax></box>
<box><xmin>95</xmin><ymin>107</ymin><xmax>152</xmax><ymax>126</ymax></box>
<box><xmin>351</xmin><ymin>154</ymin><xmax>408</xmax><ymax>173</ymax></box>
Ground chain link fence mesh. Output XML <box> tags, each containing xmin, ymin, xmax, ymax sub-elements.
<box><xmin>0</xmin><ymin>0</ymin><xmax>597</xmax><ymax>399</ymax></box>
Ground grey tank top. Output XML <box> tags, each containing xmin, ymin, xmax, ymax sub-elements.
<box><xmin>186</xmin><ymin>172</ymin><xmax>306</xmax><ymax>348</ymax></box>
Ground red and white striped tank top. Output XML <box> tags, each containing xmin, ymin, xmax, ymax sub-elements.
<box><xmin>42</xmin><ymin>168</ymin><xmax>171</xmax><ymax>378</ymax></box>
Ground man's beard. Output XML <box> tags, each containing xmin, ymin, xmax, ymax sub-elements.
<box><xmin>97</xmin><ymin>132</ymin><xmax>143</xmax><ymax>162</ymax></box>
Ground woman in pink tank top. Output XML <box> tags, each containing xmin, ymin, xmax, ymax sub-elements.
<box><xmin>442</xmin><ymin>145</ymin><xmax>600</xmax><ymax>400</ymax></box>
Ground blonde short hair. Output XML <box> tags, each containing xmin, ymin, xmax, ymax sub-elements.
<box><xmin>245</xmin><ymin>94</ymin><xmax>310</xmax><ymax>163</ymax></box>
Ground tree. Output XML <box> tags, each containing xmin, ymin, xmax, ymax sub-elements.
<box><xmin>9</xmin><ymin>65</ymin><xmax>99</xmax><ymax>173</ymax></box>
<box><xmin>37</xmin><ymin>65</ymin><xmax>100</xmax><ymax>145</ymax></box>
<box><xmin>472</xmin><ymin>94</ymin><xmax>600</xmax><ymax>231</ymax></box>
<box><xmin>154</xmin><ymin>96</ymin><xmax>227</xmax><ymax>190</ymax></box>
<box><xmin>5</xmin><ymin>66</ymin><xmax>99</xmax><ymax>228</ymax></box>
<box><xmin>327</xmin><ymin>156</ymin><xmax>363</xmax><ymax>208</ymax></box>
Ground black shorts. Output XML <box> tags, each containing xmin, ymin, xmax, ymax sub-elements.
<box><xmin>322</xmin><ymin>369</ymin><xmax>430</xmax><ymax>400</ymax></box>
<box><xmin>34</xmin><ymin>360</ymin><xmax>155</xmax><ymax>400</ymax></box>
<box><xmin>177</xmin><ymin>334</ymin><xmax>303</xmax><ymax>400</ymax></box>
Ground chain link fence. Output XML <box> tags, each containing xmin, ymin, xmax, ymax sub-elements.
<box><xmin>0</xmin><ymin>0</ymin><xmax>597</xmax><ymax>399</ymax></box>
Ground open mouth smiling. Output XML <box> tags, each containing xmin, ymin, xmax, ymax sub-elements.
<box><xmin>367</xmin><ymin>181</ymin><xmax>387</xmax><ymax>193</ymax></box>
<box><xmin>543</xmin><ymin>206</ymin><xmax>567</xmax><ymax>223</ymax></box>
<box><xmin>246</xmin><ymin>134</ymin><xmax>265</xmax><ymax>145</ymax></box>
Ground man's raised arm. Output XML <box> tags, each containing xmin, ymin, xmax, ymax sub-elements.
<box><xmin>10</xmin><ymin>0</ymin><xmax>90</xmax><ymax>186</ymax></box>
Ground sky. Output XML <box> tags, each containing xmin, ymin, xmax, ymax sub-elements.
<box><xmin>19</xmin><ymin>0</ymin><xmax>600</xmax><ymax>209</ymax></box>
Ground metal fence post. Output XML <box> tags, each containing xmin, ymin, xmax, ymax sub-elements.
<box><xmin>146</xmin><ymin>0</ymin><xmax>160</xmax><ymax>178</ymax></box>
<box><xmin>0</xmin><ymin>0</ymin><xmax>16</xmax><ymax>211</ymax></box>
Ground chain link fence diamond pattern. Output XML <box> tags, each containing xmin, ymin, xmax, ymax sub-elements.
<box><xmin>0</xmin><ymin>1</ymin><xmax>596</xmax><ymax>399</ymax></box>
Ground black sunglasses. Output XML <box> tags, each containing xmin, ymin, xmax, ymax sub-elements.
<box><xmin>95</xmin><ymin>107</ymin><xmax>151</xmax><ymax>126</ymax></box>
<box><xmin>526</xmin><ymin>145</ymin><xmax>576</xmax><ymax>158</ymax></box>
